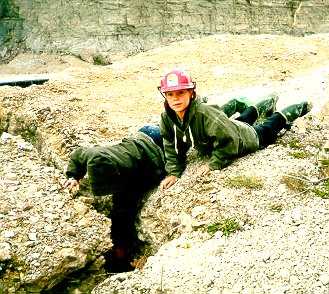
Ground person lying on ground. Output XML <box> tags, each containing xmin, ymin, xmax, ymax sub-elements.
<box><xmin>63</xmin><ymin>126</ymin><xmax>165</xmax><ymax>196</ymax></box>
<box><xmin>62</xmin><ymin>89</ymin><xmax>280</xmax><ymax>271</ymax></box>
<box><xmin>63</xmin><ymin>125</ymin><xmax>166</xmax><ymax>271</ymax></box>
<box><xmin>63</xmin><ymin>93</ymin><xmax>275</xmax><ymax>194</ymax></box>
<box><xmin>158</xmin><ymin>69</ymin><xmax>312</xmax><ymax>190</ymax></box>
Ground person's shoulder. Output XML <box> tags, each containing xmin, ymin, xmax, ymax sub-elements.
<box><xmin>160</xmin><ymin>110</ymin><xmax>168</xmax><ymax>118</ymax></box>
<box><xmin>159</xmin><ymin>112</ymin><xmax>172</xmax><ymax>131</ymax></box>
<box><xmin>160</xmin><ymin>111</ymin><xmax>171</xmax><ymax>124</ymax></box>
<box><xmin>197</xmin><ymin>102</ymin><xmax>224</xmax><ymax>116</ymax></box>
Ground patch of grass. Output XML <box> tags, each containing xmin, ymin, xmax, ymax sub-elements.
<box><xmin>288</xmin><ymin>138</ymin><xmax>301</xmax><ymax>149</ymax></box>
<box><xmin>207</xmin><ymin>218</ymin><xmax>241</xmax><ymax>237</ymax></box>
<box><xmin>313</xmin><ymin>180</ymin><xmax>329</xmax><ymax>199</ymax></box>
<box><xmin>14</xmin><ymin>117</ymin><xmax>38</xmax><ymax>145</ymax></box>
<box><xmin>269</xmin><ymin>203</ymin><xmax>284</xmax><ymax>212</ymax></box>
<box><xmin>93</xmin><ymin>55</ymin><xmax>105</xmax><ymax>65</ymax></box>
<box><xmin>93</xmin><ymin>54</ymin><xmax>111</xmax><ymax>65</ymax></box>
<box><xmin>289</xmin><ymin>150</ymin><xmax>311</xmax><ymax>159</ymax></box>
<box><xmin>313</xmin><ymin>188</ymin><xmax>329</xmax><ymax>199</ymax></box>
<box><xmin>281</xmin><ymin>175</ymin><xmax>308</xmax><ymax>192</ymax></box>
<box><xmin>225</xmin><ymin>175</ymin><xmax>264</xmax><ymax>189</ymax></box>
<box><xmin>320</xmin><ymin>179</ymin><xmax>328</xmax><ymax>189</ymax></box>
<box><xmin>311</xmin><ymin>141</ymin><xmax>323</xmax><ymax>149</ymax></box>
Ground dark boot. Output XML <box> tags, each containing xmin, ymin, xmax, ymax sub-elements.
<box><xmin>254</xmin><ymin>93</ymin><xmax>279</xmax><ymax>117</ymax></box>
<box><xmin>277</xmin><ymin>101</ymin><xmax>313</xmax><ymax>124</ymax></box>
<box><xmin>220</xmin><ymin>96</ymin><xmax>251</xmax><ymax>117</ymax></box>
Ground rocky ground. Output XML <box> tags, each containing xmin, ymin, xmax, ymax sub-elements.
<box><xmin>0</xmin><ymin>132</ymin><xmax>112</xmax><ymax>293</ymax></box>
<box><xmin>94</xmin><ymin>117</ymin><xmax>329</xmax><ymax>294</ymax></box>
<box><xmin>0</xmin><ymin>33</ymin><xmax>329</xmax><ymax>293</ymax></box>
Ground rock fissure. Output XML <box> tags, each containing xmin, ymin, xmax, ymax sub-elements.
<box><xmin>0</xmin><ymin>112</ymin><xmax>157</xmax><ymax>292</ymax></box>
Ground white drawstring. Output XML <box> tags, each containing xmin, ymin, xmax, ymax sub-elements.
<box><xmin>174</xmin><ymin>125</ymin><xmax>179</xmax><ymax>154</ymax></box>
<box><xmin>188</xmin><ymin>126</ymin><xmax>194</xmax><ymax>149</ymax></box>
<box><xmin>174</xmin><ymin>125</ymin><xmax>194</xmax><ymax>154</ymax></box>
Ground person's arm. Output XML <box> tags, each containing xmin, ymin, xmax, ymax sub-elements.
<box><xmin>204</xmin><ymin>109</ymin><xmax>240</xmax><ymax>170</ymax></box>
<box><xmin>160</xmin><ymin>115</ymin><xmax>187</xmax><ymax>177</ymax></box>
<box><xmin>63</xmin><ymin>177</ymin><xmax>79</xmax><ymax>192</ymax></box>
<box><xmin>162</xmin><ymin>136</ymin><xmax>187</xmax><ymax>177</ymax></box>
<box><xmin>159</xmin><ymin>116</ymin><xmax>187</xmax><ymax>189</ymax></box>
<box><xmin>65</xmin><ymin>147</ymin><xmax>88</xmax><ymax>180</ymax></box>
<box><xmin>63</xmin><ymin>147</ymin><xmax>88</xmax><ymax>192</ymax></box>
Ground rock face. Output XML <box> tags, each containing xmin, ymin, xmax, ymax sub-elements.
<box><xmin>0</xmin><ymin>0</ymin><xmax>24</xmax><ymax>62</ymax></box>
<box><xmin>2</xmin><ymin>0</ymin><xmax>329</xmax><ymax>62</ymax></box>
<box><xmin>0</xmin><ymin>132</ymin><xmax>112</xmax><ymax>292</ymax></box>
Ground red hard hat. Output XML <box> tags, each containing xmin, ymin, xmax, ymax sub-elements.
<box><xmin>159</xmin><ymin>69</ymin><xmax>195</xmax><ymax>93</ymax></box>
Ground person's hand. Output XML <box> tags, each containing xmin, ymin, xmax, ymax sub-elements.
<box><xmin>63</xmin><ymin>178</ymin><xmax>80</xmax><ymax>193</ymax></box>
<box><xmin>197</xmin><ymin>165</ymin><xmax>211</xmax><ymax>177</ymax></box>
<box><xmin>160</xmin><ymin>175</ymin><xmax>178</xmax><ymax>190</ymax></box>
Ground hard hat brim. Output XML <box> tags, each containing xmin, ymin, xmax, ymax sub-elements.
<box><xmin>159</xmin><ymin>82</ymin><xmax>196</xmax><ymax>93</ymax></box>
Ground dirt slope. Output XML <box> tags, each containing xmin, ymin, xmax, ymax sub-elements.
<box><xmin>1</xmin><ymin>34</ymin><xmax>329</xmax><ymax>160</ymax></box>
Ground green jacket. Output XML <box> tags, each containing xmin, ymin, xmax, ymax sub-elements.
<box><xmin>66</xmin><ymin>132</ymin><xmax>165</xmax><ymax>195</ymax></box>
<box><xmin>160</xmin><ymin>98</ymin><xmax>259</xmax><ymax>177</ymax></box>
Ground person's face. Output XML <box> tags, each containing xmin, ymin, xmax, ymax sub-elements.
<box><xmin>165</xmin><ymin>89</ymin><xmax>193</xmax><ymax>119</ymax></box>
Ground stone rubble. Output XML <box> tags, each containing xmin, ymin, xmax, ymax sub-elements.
<box><xmin>0</xmin><ymin>133</ymin><xmax>112</xmax><ymax>292</ymax></box>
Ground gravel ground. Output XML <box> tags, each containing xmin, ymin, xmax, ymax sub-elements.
<box><xmin>94</xmin><ymin>197</ymin><xmax>329</xmax><ymax>294</ymax></box>
<box><xmin>93</xmin><ymin>112</ymin><xmax>329</xmax><ymax>294</ymax></box>
<box><xmin>0</xmin><ymin>33</ymin><xmax>329</xmax><ymax>293</ymax></box>
<box><xmin>0</xmin><ymin>133</ymin><xmax>112</xmax><ymax>292</ymax></box>
<box><xmin>92</xmin><ymin>40</ymin><xmax>329</xmax><ymax>293</ymax></box>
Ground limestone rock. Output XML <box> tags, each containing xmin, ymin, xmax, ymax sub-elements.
<box><xmin>0</xmin><ymin>242</ymin><xmax>12</xmax><ymax>261</ymax></box>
